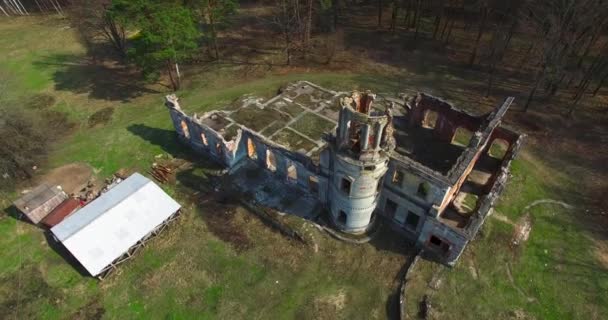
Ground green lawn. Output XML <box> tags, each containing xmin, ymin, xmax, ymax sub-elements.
<box><xmin>405</xmin><ymin>156</ymin><xmax>608</xmax><ymax>319</ymax></box>
<box><xmin>0</xmin><ymin>16</ymin><xmax>407</xmax><ymax>320</ymax></box>
<box><xmin>1</xmin><ymin>14</ymin><xmax>606</xmax><ymax>320</ymax></box>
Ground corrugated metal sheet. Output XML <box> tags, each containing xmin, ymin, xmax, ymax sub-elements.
<box><xmin>41</xmin><ymin>198</ymin><xmax>81</xmax><ymax>228</ymax></box>
<box><xmin>51</xmin><ymin>173</ymin><xmax>181</xmax><ymax>276</ymax></box>
<box><xmin>14</xmin><ymin>184</ymin><xmax>67</xmax><ymax>224</ymax></box>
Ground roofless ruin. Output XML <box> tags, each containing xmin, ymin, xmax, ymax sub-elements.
<box><xmin>165</xmin><ymin>81</ymin><xmax>524</xmax><ymax>265</ymax></box>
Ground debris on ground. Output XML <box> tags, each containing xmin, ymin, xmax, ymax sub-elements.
<box><xmin>150</xmin><ymin>163</ymin><xmax>172</xmax><ymax>184</ymax></box>
<box><xmin>512</xmin><ymin>213</ymin><xmax>533</xmax><ymax>246</ymax></box>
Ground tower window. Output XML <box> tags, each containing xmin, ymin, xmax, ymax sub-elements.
<box><xmin>405</xmin><ymin>211</ymin><xmax>420</xmax><ymax>229</ymax></box>
<box><xmin>201</xmin><ymin>133</ymin><xmax>208</xmax><ymax>146</ymax></box>
<box><xmin>338</xmin><ymin>210</ymin><xmax>347</xmax><ymax>224</ymax></box>
<box><xmin>309</xmin><ymin>176</ymin><xmax>319</xmax><ymax>194</ymax></box>
<box><xmin>340</xmin><ymin>177</ymin><xmax>351</xmax><ymax>195</ymax></box>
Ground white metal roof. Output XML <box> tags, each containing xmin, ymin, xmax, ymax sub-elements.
<box><xmin>51</xmin><ymin>173</ymin><xmax>181</xmax><ymax>276</ymax></box>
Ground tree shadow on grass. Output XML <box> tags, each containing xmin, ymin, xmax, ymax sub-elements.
<box><xmin>126</xmin><ymin>124</ymin><xmax>192</xmax><ymax>159</ymax></box>
<box><xmin>33</xmin><ymin>54</ymin><xmax>160</xmax><ymax>102</ymax></box>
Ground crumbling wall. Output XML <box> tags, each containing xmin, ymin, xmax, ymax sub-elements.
<box><xmin>166</xmin><ymin>98</ymin><xmax>240</xmax><ymax>167</ymax></box>
<box><xmin>465</xmin><ymin>131</ymin><xmax>525</xmax><ymax>237</ymax></box>
<box><xmin>165</xmin><ymin>94</ymin><xmax>329</xmax><ymax>203</ymax></box>
<box><xmin>409</xmin><ymin>93</ymin><xmax>482</xmax><ymax>142</ymax></box>
<box><xmin>236</xmin><ymin>128</ymin><xmax>329</xmax><ymax>202</ymax></box>
<box><xmin>437</xmin><ymin>97</ymin><xmax>515</xmax><ymax>213</ymax></box>
<box><xmin>417</xmin><ymin>216</ymin><xmax>469</xmax><ymax>265</ymax></box>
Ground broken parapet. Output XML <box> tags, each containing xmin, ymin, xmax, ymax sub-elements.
<box><xmin>165</xmin><ymin>94</ymin><xmax>181</xmax><ymax>110</ymax></box>
<box><xmin>464</xmin><ymin>132</ymin><xmax>526</xmax><ymax>238</ymax></box>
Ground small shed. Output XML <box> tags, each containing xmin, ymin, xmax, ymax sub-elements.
<box><xmin>51</xmin><ymin>173</ymin><xmax>181</xmax><ymax>278</ymax></box>
<box><xmin>14</xmin><ymin>184</ymin><xmax>68</xmax><ymax>224</ymax></box>
<box><xmin>41</xmin><ymin>198</ymin><xmax>81</xmax><ymax>228</ymax></box>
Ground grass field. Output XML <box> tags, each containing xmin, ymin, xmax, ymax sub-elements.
<box><xmin>1</xmin><ymin>14</ymin><xmax>607</xmax><ymax>320</ymax></box>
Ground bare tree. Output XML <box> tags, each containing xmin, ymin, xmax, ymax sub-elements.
<box><xmin>69</xmin><ymin>0</ymin><xmax>127</xmax><ymax>58</ymax></box>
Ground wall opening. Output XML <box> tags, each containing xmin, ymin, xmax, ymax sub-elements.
<box><xmin>392</xmin><ymin>170</ymin><xmax>404</xmax><ymax>186</ymax></box>
<box><xmin>180</xmin><ymin>120</ymin><xmax>190</xmax><ymax>138</ymax></box>
<box><xmin>338</xmin><ymin>210</ymin><xmax>347</xmax><ymax>225</ymax></box>
<box><xmin>340</xmin><ymin>177</ymin><xmax>352</xmax><ymax>195</ymax></box>
<box><xmin>247</xmin><ymin>138</ymin><xmax>257</xmax><ymax>159</ymax></box>
<box><xmin>287</xmin><ymin>163</ymin><xmax>297</xmax><ymax>181</ymax></box>
<box><xmin>488</xmin><ymin>138</ymin><xmax>509</xmax><ymax>159</ymax></box>
<box><xmin>201</xmin><ymin>133</ymin><xmax>208</xmax><ymax>146</ymax></box>
<box><xmin>266</xmin><ymin>150</ymin><xmax>277</xmax><ymax>172</ymax></box>
<box><xmin>405</xmin><ymin>211</ymin><xmax>420</xmax><ymax>229</ymax></box>
<box><xmin>429</xmin><ymin>235</ymin><xmax>450</xmax><ymax>254</ymax></box>
<box><xmin>417</xmin><ymin>182</ymin><xmax>430</xmax><ymax>199</ymax></box>
<box><xmin>422</xmin><ymin>110</ymin><xmax>439</xmax><ymax>129</ymax></box>
<box><xmin>216</xmin><ymin>143</ymin><xmax>222</xmax><ymax>155</ymax></box>
<box><xmin>385</xmin><ymin>198</ymin><xmax>398</xmax><ymax>216</ymax></box>
<box><xmin>451</xmin><ymin>127</ymin><xmax>473</xmax><ymax>147</ymax></box>
<box><xmin>309</xmin><ymin>176</ymin><xmax>319</xmax><ymax>194</ymax></box>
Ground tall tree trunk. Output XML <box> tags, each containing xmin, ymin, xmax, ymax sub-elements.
<box><xmin>432</xmin><ymin>0</ymin><xmax>444</xmax><ymax>40</ymax></box>
<box><xmin>167</xmin><ymin>61</ymin><xmax>178</xmax><ymax>91</ymax></box>
<box><xmin>304</xmin><ymin>0</ymin><xmax>313</xmax><ymax>57</ymax></box>
<box><xmin>524</xmin><ymin>65</ymin><xmax>546</xmax><ymax>112</ymax></box>
<box><xmin>413</xmin><ymin>0</ymin><xmax>421</xmax><ymax>40</ymax></box>
<box><xmin>402</xmin><ymin>0</ymin><xmax>411</xmax><ymax>28</ymax></box>
<box><xmin>390</xmin><ymin>0</ymin><xmax>399</xmax><ymax>32</ymax></box>
<box><xmin>411</xmin><ymin>0</ymin><xmax>419</xmax><ymax>29</ymax></box>
<box><xmin>592</xmin><ymin>71</ymin><xmax>608</xmax><ymax>96</ymax></box>
<box><xmin>469</xmin><ymin>7</ymin><xmax>487</xmax><ymax>66</ymax></box>
<box><xmin>332</xmin><ymin>0</ymin><xmax>339</xmax><ymax>30</ymax></box>
<box><xmin>444</xmin><ymin>18</ymin><xmax>455</xmax><ymax>45</ymax></box>
<box><xmin>377</xmin><ymin>0</ymin><xmax>383</xmax><ymax>28</ymax></box>
<box><xmin>486</xmin><ymin>63</ymin><xmax>496</xmax><ymax>97</ymax></box>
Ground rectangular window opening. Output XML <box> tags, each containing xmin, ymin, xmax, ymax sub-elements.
<box><xmin>309</xmin><ymin>176</ymin><xmax>319</xmax><ymax>194</ymax></box>
<box><xmin>405</xmin><ymin>211</ymin><xmax>420</xmax><ymax>229</ymax></box>
<box><xmin>340</xmin><ymin>178</ymin><xmax>351</xmax><ymax>195</ymax></box>
<box><xmin>385</xmin><ymin>198</ymin><xmax>398</xmax><ymax>216</ymax></box>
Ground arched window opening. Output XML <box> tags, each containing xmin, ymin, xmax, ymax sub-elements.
<box><xmin>201</xmin><ymin>133</ymin><xmax>208</xmax><ymax>146</ymax></box>
<box><xmin>266</xmin><ymin>150</ymin><xmax>277</xmax><ymax>172</ymax></box>
<box><xmin>422</xmin><ymin>110</ymin><xmax>438</xmax><ymax>129</ymax></box>
<box><xmin>247</xmin><ymin>138</ymin><xmax>257</xmax><ymax>159</ymax></box>
<box><xmin>180</xmin><ymin>120</ymin><xmax>190</xmax><ymax>138</ymax></box>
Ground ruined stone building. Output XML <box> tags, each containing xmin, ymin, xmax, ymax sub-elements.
<box><xmin>165</xmin><ymin>81</ymin><xmax>524</xmax><ymax>265</ymax></box>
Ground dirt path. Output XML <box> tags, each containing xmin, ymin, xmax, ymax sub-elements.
<box><xmin>36</xmin><ymin>163</ymin><xmax>94</xmax><ymax>195</ymax></box>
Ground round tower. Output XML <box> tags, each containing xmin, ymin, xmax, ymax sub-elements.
<box><xmin>328</xmin><ymin>91</ymin><xmax>396</xmax><ymax>234</ymax></box>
